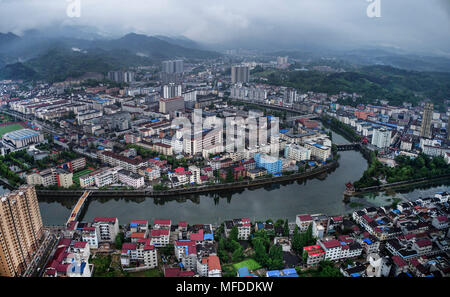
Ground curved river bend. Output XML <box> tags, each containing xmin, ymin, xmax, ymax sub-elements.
<box><xmin>5</xmin><ymin>131</ymin><xmax>446</xmax><ymax>226</ymax></box>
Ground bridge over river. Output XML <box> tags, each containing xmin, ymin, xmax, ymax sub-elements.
<box><xmin>66</xmin><ymin>191</ymin><xmax>91</xmax><ymax>226</ymax></box>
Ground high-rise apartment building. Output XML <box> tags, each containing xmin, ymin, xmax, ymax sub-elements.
<box><xmin>107</xmin><ymin>71</ymin><xmax>135</xmax><ymax>83</ymax></box>
<box><xmin>448</xmin><ymin>116</ymin><xmax>450</xmax><ymax>141</ymax></box>
<box><xmin>420</xmin><ymin>102</ymin><xmax>434</xmax><ymax>139</ymax></box>
<box><xmin>162</xmin><ymin>60</ymin><xmax>184</xmax><ymax>74</ymax></box>
<box><xmin>0</xmin><ymin>185</ymin><xmax>44</xmax><ymax>277</ymax></box>
<box><xmin>162</xmin><ymin>84</ymin><xmax>182</xmax><ymax>99</ymax></box>
<box><xmin>371</xmin><ymin>127</ymin><xmax>391</xmax><ymax>149</ymax></box>
<box><xmin>277</xmin><ymin>56</ymin><xmax>289</xmax><ymax>69</ymax></box>
<box><xmin>161</xmin><ymin>60</ymin><xmax>184</xmax><ymax>84</ymax></box>
<box><xmin>284</xmin><ymin>88</ymin><xmax>297</xmax><ymax>104</ymax></box>
<box><xmin>231</xmin><ymin>65</ymin><xmax>250</xmax><ymax>84</ymax></box>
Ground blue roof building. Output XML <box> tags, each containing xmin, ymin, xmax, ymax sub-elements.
<box><xmin>254</xmin><ymin>153</ymin><xmax>282</xmax><ymax>175</ymax></box>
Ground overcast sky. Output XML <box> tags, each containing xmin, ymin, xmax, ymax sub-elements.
<box><xmin>0</xmin><ymin>0</ymin><xmax>449</xmax><ymax>54</ymax></box>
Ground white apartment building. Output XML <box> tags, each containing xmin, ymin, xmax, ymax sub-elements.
<box><xmin>120</xmin><ymin>240</ymin><xmax>158</xmax><ymax>268</ymax></box>
<box><xmin>371</xmin><ymin>127</ymin><xmax>391</xmax><ymax>149</ymax></box>
<box><xmin>304</xmin><ymin>142</ymin><xmax>331</xmax><ymax>161</ymax></box>
<box><xmin>296</xmin><ymin>214</ymin><xmax>314</xmax><ymax>232</ymax></box>
<box><xmin>81</xmin><ymin>227</ymin><xmax>99</xmax><ymax>249</ymax></box>
<box><xmin>284</xmin><ymin>143</ymin><xmax>311</xmax><ymax>161</ymax></box>
<box><xmin>94</xmin><ymin>167</ymin><xmax>122</xmax><ymax>188</ymax></box>
<box><xmin>150</xmin><ymin>229</ymin><xmax>170</xmax><ymax>247</ymax></box>
<box><xmin>93</xmin><ymin>217</ymin><xmax>120</xmax><ymax>243</ymax></box>
<box><xmin>118</xmin><ymin>169</ymin><xmax>145</xmax><ymax>188</ymax></box>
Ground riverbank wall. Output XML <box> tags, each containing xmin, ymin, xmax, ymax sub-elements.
<box><xmin>36</xmin><ymin>161</ymin><xmax>339</xmax><ymax>198</ymax></box>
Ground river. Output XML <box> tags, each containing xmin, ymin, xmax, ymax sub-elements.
<box><xmin>2</xmin><ymin>131</ymin><xmax>448</xmax><ymax>226</ymax></box>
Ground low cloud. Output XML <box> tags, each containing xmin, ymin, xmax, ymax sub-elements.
<box><xmin>0</xmin><ymin>0</ymin><xmax>448</xmax><ymax>53</ymax></box>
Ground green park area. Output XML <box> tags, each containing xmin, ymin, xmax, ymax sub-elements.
<box><xmin>233</xmin><ymin>259</ymin><xmax>262</xmax><ymax>271</ymax></box>
<box><xmin>0</xmin><ymin>124</ymin><xmax>24</xmax><ymax>137</ymax></box>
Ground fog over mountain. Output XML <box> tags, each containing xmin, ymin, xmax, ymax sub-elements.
<box><xmin>0</xmin><ymin>0</ymin><xmax>449</xmax><ymax>55</ymax></box>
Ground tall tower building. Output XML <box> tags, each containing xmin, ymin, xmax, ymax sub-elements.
<box><xmin>162</xmin><ymin>60</ymin><xmax>184</xmax><ymax>74</ymax></box>
<box><xmin>231</xmin><ymin>65</ymin><xmax>250</xmax><ymax>84</ymax></box>
<box><xmin>0</xmin><ymin>186</ymin><xmax>44</xmax><ymax>277</ymax></box>
<box><xmin>420</xmin><ymin>102</ymin><xmax>434</xmax><ymax>139</ymax></box>
<box><xmin>162</xmin><ymin>83</ymin><xmax>182</xmax><ymax>99</ymax></box>
<box><xmin>448</xmin><ymin>116</ymin><xmax>450</xmax><ymax>141</ymax></box>
<box><xmin>161</xmin><ymin>60</ymin><xmax>184</xmax><ymax>84</ymax></box>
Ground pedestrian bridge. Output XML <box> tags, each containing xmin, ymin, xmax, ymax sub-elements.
<box><xmin>66</xmin><ymin>191</ymin><xmax>91</xmax><ymax>226</ymax></box>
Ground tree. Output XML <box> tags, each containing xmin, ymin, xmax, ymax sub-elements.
<box><xmin>232</xmin><ymin>246</ymin><xmax>244</xmax><ymax>262</ymax></box>
<box><xmin>159</xmin><ymin>244</ymin><xmax>175</xmax><ymax>256</ymax></box>
<box><xmin>229</xmin><ymin>226</ymin><xmax>239</xmax><ymax>242</ymax></box>
<box><xmin>318</xmin><ymin>260</ymin><xmax>342</xmax><ymax>277</ymax></box>
<box><xmin>268</xmin><ymin>244</ymin><xmax>284</xmax><ymax>270</ymax></box>
<box><xmin>218</xmin><ymin>249</ymin><xmax>229</xmax><ymax>263</ymax></box>
<box><xmin>115</xmin><ymin>233</ymin><xmax>124</xmax><ymax>250</ymax></box>
<box><xmin>226</xmin><ymin>169</ymin><xmax>234</xmax><ymax>183</ymax></box>
<box><xmin>291</xmin><ymin>224</ymin><xmax>316</xmax><ymax>255</ymax></box>
<box><xmin>252</xmin><ymin>238</ymin><xmax>269</xmax><ymax>267</ymax></box>
<box><xmin>283</xmin><ymin>219</ymin><xmax>289</xmax><ymax>237</ymax></box>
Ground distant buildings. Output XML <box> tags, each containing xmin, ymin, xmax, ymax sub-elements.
<box><xmin>162</xmin><ymin>83</ymin><xmax>182</xmax><ymax>99</ymax></box>
<box><xmin>0</xmin><ymin>186</ymin><xmax>44</xmax><ymax>277</ymax></box>
<box><xmin>159</xmin><ymin>96</ymin><xmax>185</xmax><ymax>115</ymax></box>
<box><xmin>161</xmin><ymin>60</ymin><xmax>184</xmax><ymax>83</ymax></box>
<box><xmin>107</xmin><ymin>71</ymin><xmax>135</xmax><ymax>83</ymax></box>
<box><xmin>162</xmin><ymin>60</ymin><xmax>184</xmax><ymax>74</ymax></box>
<box><xmin>230</xmin><ymin>85</ymin><xmax>267</xmax><ymax>101</ymax></box>
<box><xmin>276</xmin><ymin>56</ymin><xmax>289</xmax><ymax>69</ymax></box>
<box><xmin>231</xmin><ymin>65</ymin><xmax>250</xmax><ymax>84</ymax></box>
<box><xmin>420</xmin><ymin>102</ymin><xmax>434</xmax><ymax>139</ymax></box>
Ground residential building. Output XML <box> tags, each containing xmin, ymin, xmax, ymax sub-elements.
<box><xmin>303</xmin><ymin>245</ymin><xmax>326</xmax><ymax>267</ymax></box>
<box><xmin>159</xmin><ymin>96</ymin><xmax>185</xmax><ymax>114</ymax></box>
<box><xmin>231</xmin><ymin>66</ymin><xmax>250</xmax><ymax>84</ymax></box>
<box><xmin>371</xmin><ymin>127</ymin><xmax>391</xmax><ymax>149</ymax></box>
<box><xmin>0</xmin><ymin>186</ymin><xmax>44</xmax><ymax>277</ymax></box>
<box><xmin>118</xmin><ymin>169</ymin><xmax>145</xmax><ymax>188</ymax></box>
<box><xmin>254</xmin><ymin>153</ymin><xmax>282</xmax><ymax>174</ymax></box>
<box><xmin>420</xmin><ymin>102</ymin><xmax>433</xmax><ymax>138</ymax></box>
<box><xmin>92</xmin><ymin>217</ymin><xmax>119</xmax><ymax>243</ymax></box>
<box><xmin>284</xmin><ymin>143</ymin><xmax>311</xmax><ymax>161</ymax></box>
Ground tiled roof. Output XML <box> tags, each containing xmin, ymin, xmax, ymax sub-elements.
<box><xmin>321</xmin><ymin>240</ymin><xmax>341</xmax><ymax>249</ymax></box>
<box><xmin>154</xmin><ymin>219</ymin><xmax>171</xmax><ymax>225</ymax></box>
<box><xmin>298</xmin><ymin>214</ymin><xmax>313</xmax><ymax>222</ymax></box>
<box><xmin>151</xmin><ymin>229</ymin><xmax>170</xmax><ymax>236</ymax></box>
<box><xmin>93</xmin><ymin>217</ymin><xmax>117</xmax><ymax>223</ymax></box>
